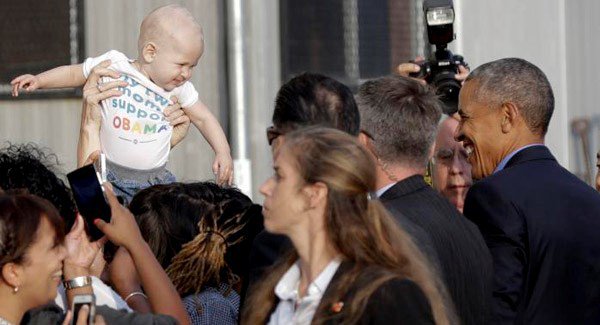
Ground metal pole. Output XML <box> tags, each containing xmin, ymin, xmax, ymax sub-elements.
<box><xmin>226</xmin><ymin>0</ymin><xmax>252</xmax><ymax>198</ymax></box>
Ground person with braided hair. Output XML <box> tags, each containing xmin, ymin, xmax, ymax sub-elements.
<box><xmin>129</xmin><ymin>182</ymin><xmax>263</xmax><ymax>325</ymax></box>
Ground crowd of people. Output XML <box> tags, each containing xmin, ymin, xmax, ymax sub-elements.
<box><xmin>2</xmin><ymin>4</ymin><xmax>600</xmax><ymax>325</ymax></box>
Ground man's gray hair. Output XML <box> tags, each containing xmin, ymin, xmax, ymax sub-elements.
<box><xmin>356</xmin><ymin>75</ymin><xmax>442</xmax><ymax>168</ymax></box>
<box><xmin>466</xmin><ymin>57</ymin><xmax>554</xmax><ymax>135</ymax></box>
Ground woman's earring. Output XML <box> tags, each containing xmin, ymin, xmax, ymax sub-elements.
<box><xmin>13</xmin><ymin>286</ymin><xmax>19</xmax><ymax>293</ymax></box>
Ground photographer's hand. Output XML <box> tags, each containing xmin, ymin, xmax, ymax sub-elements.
<box><xmin>396</xmin><ymin>57</ymin><xmax>469</xmax><ymax>84</ymax></box>
<box><xmin>456</xmin><ymin>64</ymin><xmax>470</xmax><ymax>83</ymax></box>
<box><xmin>396</xmin><ymin>56</ymin><xmax>427</xmax><ymax>85</ymax></box>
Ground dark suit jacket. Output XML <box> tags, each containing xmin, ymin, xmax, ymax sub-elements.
<box><xmin>316</xmin><ymin>262</ymin><xmax>435</xmax><ymax>324</ymax></box>
<box><xmin>265</xmin><ymin>261</ymin><xmax>433</xmax><ymax>324</ymax></box>
<box><xmin>463</xmin><ymin>146</ymin><xmax>600</xmax><ymax>324</ymax></box>
<box><xmin>380</xmin><ymin>175</ymin><xmax>493</xmax><ymax>325</ymax></box>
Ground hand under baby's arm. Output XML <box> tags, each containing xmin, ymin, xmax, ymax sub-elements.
<box><xmin>183</xmin><ymin>99</ymin><xmax>234</xmax><ymax>186</ymax></box>
<box><xmin>11</xmin><ymin>63</ymin><xmax>86</xmax><ymax>97</ymax></box>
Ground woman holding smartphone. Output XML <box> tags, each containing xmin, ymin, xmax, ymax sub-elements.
<box><xmin>0</xmin><ymin>192</ymin><xmax>103</xmax><ymax>324</ymax></box>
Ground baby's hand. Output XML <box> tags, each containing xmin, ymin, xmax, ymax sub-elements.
<box><xmin>10</xmin><ymin>74</ymin><xmax>41</xmax><ymax>97</ymax></box>
<box><xmin>213</xmin><ymin>152</ymin><xmax>233</xmax><ymax>186</ymax></box>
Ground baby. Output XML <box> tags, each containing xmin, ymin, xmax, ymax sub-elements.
<box><xmin>11</xmin><ymin>5</ymin><xmax>233</xmax><ymax>202</ymax></box>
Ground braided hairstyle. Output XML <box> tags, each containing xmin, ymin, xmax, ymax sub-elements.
<box><xmin>129</xmin><ymin>182</ymin><xmax>263</xmax><ymax>298</ymax></box>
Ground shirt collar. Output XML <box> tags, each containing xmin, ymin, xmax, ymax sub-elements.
<box><xmin>274</xmin><ymin>258</ymin><xmax>342</xmax><ymax>301</ymax></box>
<box><xmin>494</xmin><ymin>144</ymin><xmax>544</xmax><ymax>173</ymax></box>
<box><xmin>375</xmin><ymin>182</ymin><xmax>396</xmax><ymax>198</ymax></box>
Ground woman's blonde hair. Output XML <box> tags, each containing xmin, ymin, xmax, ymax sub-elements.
<box><xmin>242</xmin><ymin>127</ymin><xmax>455</xmax><ymax>324</ymax></box>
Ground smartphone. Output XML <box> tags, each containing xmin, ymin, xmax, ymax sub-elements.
<box><xmin>67</xmin><ymin>164</ymin><xmax>111</xmax><ymax>240</ymax></box>
<box><xmin>71</xmin><ymin>294</ymin><xmax>96</xmax><ymax>325</ymax></box>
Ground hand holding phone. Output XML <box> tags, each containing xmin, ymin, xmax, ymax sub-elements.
<box><xmin>67</xmin><ymin>164</ymin><xmax>111</xmax><ymax>241</ymax></box>
<box><xmin>71</xmin><ymin>294</ymin><xmax>96</xmax><ymax>325</ymax></box>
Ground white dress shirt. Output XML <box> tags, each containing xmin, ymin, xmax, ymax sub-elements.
<box><xmin>269</xmin><ymin>258</ymin><xmax>341</xmax><ymax>325</ymax></box>
<box><xmin>375</xmin><ymin>182</ymin><xmax>396</xmax><ymax>198</ymax></box>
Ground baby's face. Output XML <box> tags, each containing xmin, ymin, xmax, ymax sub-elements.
<box><xmin>148</xmin><ymin>31</ymin><xmax>203</xmax><ymax>91</ymax></box>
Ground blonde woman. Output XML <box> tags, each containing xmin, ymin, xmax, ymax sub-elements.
<box><xmin>243</xmin><ymin>127</ymin><xmax>455</xmax><ymax>324</ymax></box>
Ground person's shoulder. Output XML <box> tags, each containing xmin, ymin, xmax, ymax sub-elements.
<box><xmin>362</xmin><ymin>277</ymin><xmax>435</xmax><ymax>324</ymax></box>
<box><xmin>96</xmin><ymin>305</ymin><xmax>177</xmax><ymax>325</ymax></box>
<box><xmin>172</xmin><ymin>81</ymin><xmax>199</xmax><ymax>108</ymax></box>
<box><xmin>467</xmin><ymin>174</ymin><xmax>506</xmax><ymax>199</ymax></box>
<box><xmin>184</xmin><ymin>289</ymin><xmax>239</xmax><ymax>325</ymax></box>
<box><xmin>371</xmin><ymin>278</ymin><xmax>428</xmax><ymax>302</ymax></box>
<box><xmin>186</xmin><ymin>287</ymin><xmax>239</xmax><ymax>313</ymax></box>
<box><xmin>21</xmin><ymin>303</ymin><xmax>65</xmax><ymax>325</ymax></box>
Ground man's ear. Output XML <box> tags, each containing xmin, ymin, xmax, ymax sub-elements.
<box><xmin>142</xmin><ymin>42</ymin><xmax>158</xmax><ymax>63</ymax></box>
<box><xmin>358</xmin><ymin>132</ymin><xmax>370</xmax><ymax>147</ymax></box>
<box><xmin>1</xmin><ymin>263</ymin><xmax>23</xmax><ymax>289</ymax></box>
<box><xmin>358</xmin><ymin>132</ymin><xmax>377</xmax><ymax>158</ymax></box>
<box><xmin>500</xmin><ymin>102</ymin><xmax>520</xmax><ymax>133</ymax></box>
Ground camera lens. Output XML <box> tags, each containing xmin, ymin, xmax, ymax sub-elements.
<box><xmin>431</xmin><ymin>71</ymin><xmax>461</xmax><ymax>115</ymax></box>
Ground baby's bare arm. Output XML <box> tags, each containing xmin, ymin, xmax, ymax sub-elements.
<box><xmin>184</xmin><ymin>100</ymin><xmax>233</xmax><ymax>185</ymax></box>
<box><xmin>37</xmin><ymin>63</ymin><xmax>87</xmax><ymax>88</ymax></box>
<box><xmin>184</xmin><ymin>100</ymin><xmax>231</xmax><ymax>155</ymax></box>
<box><xmin>11</xmin><ymin>64</ymin><xmax>86</xmax><ymax>96</ymax></box>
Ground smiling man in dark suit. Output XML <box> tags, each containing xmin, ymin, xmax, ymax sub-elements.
<box><xmin>456</xmin><ymin>58</ymin><xmax>600</xmax><ymax>324</ymax></box>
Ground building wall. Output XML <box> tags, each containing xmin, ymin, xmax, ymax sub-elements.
<box><xmin>565</xmin><ymin>0</ymin><xmax>600</xmax><ymax>183</ymax></box>
<box><xmin>456</xmin><ymin>0</ymin><xmax>570</xmax><ymax>168</ymax></box>
<box><xmin>456</xmin><ymin>0</ymin><xmax>600</xmax><ymax>184</ymax></box>
<box><xmin>245</xmin><ymin>0</ymin><xmax>281</xmax><ymax>201</ymax></box>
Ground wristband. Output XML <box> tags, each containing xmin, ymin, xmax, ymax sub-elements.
<box><xmin>63</xmin><ymin>276</ymin><xmax>92</xmax><ymax>290</ymax></box>
<box><xmin>124</xmin><ymin>291</ymin><xmax>148</xmax><ymax>303</ymax></box>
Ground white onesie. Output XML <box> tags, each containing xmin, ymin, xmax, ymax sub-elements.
<box><xmin>83</xmin><ymin>50</ymin><xmax>199</xmax><ymax>170</ymax></box>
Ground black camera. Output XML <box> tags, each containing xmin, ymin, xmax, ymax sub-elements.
<box><xmin>410</xmin><ymin>0</ymin><xmax>468</xmax><ymax>115</ymax></box>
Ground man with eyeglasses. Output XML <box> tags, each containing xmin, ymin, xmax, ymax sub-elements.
<box><xmin>431</xmin><ymin>115</ymin><xmax>473</xmax><ymax>213</ymax></box>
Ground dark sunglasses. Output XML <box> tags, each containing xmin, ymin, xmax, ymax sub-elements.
<box><xmin>266</xmin><ymin>126</ymin><xmax>283</xmax><ymax>146</ymax></box>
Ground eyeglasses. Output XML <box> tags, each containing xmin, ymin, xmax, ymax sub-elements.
<box><xmin>266</xmin><ymin>126</ymin><xmax>283</xmax><ymax>146</ymax></box>
<box><xmin>432</xmin><ymin>147</ymin><xmax>469</xmax><ymax>165</ymax></box>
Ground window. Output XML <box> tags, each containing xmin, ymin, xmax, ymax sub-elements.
<box><xmin>280</xmin><ymin>0</ymin><xmax>417</xmax><ymax>88</ymax></box>
<box><xmin>0</xmin><ymin>0</ymin><xmax>85</xmax><ymax>99</ymax></box>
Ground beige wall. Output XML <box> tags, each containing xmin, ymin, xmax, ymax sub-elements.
<box><xmin>0</xmin><ymin>0</ymin><xmax>226</xmax><ymax>183</ymax></box>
